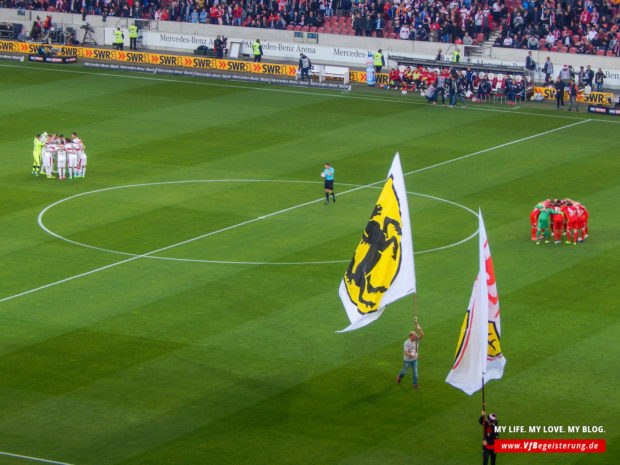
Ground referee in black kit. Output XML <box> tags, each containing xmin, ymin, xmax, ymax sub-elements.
<box><xmin>321</xmin><ymin>163</ymin><xmax>336</xmax><ymax>205</ymax></box>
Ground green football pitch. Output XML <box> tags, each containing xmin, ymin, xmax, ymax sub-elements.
<box><xmin>0</xmin><ymin>61</ymin><xmax>618</xmax><ymax>465</ymax></box>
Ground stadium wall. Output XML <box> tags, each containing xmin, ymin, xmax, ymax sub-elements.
<box><xmin>2</xmin><ymin>9</ymin><xmax>619</xmax><ymax>87</ymax></box>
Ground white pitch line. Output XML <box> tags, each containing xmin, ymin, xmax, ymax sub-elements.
<box><xmin>0</xmin><ymin>118</ymin><xmax>590</xmax><ymax>304</ymax></box>
<box><xmin>37</xmin><ymin>182</ymin><xmax>478</xmax><ymax>265</ymax></box>
<box><xmin>1</xmin><ymin>62</ymin><xmax>619</xmax><ymax>124</ymax></box>
<box><xmin>401</xmin><ymin>118</ymin><xmax>591</xmax><ymax>176</ymax></box>
<box><xmin>0</xmin><ymin>451</ymin><xmax>75</xmax><ymax>465</ymax></box>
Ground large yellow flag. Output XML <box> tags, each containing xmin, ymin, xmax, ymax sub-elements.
<box><xmin>338</xmin><ymin>153</ymin><xmax>415</xmax><ymax>332</ymax></box>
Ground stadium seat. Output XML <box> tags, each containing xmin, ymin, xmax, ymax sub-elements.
<box><xmin>573</xmin><ymin>35</ymin><xmax>580</xmax><ymax>42</ymax></box>
<box><xmin>559</xmin><ymin>46</ymin><xmax>568</xmax><ymax>53</ymax></box>
<box><xmin>596</xmin><ymin>50</ymin><xmax>605</xmax><ymax>56</ymax></box>
<box><xmin>569</xmin><ymin>47</ymin><xmax>577</xmax><ymax>53</ymax></box>
<box><xmin>551</xmin><ymin>46</ymin><xmax>558</xmax><ymax>52</ymax></box>
<box><xmin>317</xmin><ymin>27</ymin><xmax>325</xmax><ymax>33</ymax></box>
<box><xmin>607</xmin><ymin>50</ymin><xmax>615</xmax><ymax>56</ymax></box>
<box><xmin>389</xmin><ymin>33</ymin><xmax>398</xmax><ymax>39</ymax></box>
<box><xmin>286</xmin><ymin>25</ymin><xmax>294</xmax><ymax>31</ymax></box>
<box><xmin>310</xmin><ymin>27</ymin><xmax>317</xmax><ymax>33</ymax></box>
<box><xmin>294</xmin><ymin>25</ymin><xmax>301</xmax><ymax>31</ymax></box>
<box><xmin>301</xmin><ymin>26</ymin><xmax>309</xmax><ymax>32</ymax></box>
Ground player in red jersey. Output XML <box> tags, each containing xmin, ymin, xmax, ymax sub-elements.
<box><xmin>530</xmin><ymin>205</ymin><xmax>541</xmax><ymax>241</ymax></box>
<box><xmin>551</xmin><ymin>200</ymin><xmax>565</xmax><ymax>243</ymax></box>
<box><xmin>575</xmin><ymin>205</ymin><xmax>587</xmax><ymax>242</ymax></box>
<box><xmin>561</xmin><ymin>202</ymin><xmax>580</xmax><ymax>245</ymax></box>
<box><xmin>581</xmin><ymin>205</ymin><xmax>589</xmax><ymax>239</ymax></box>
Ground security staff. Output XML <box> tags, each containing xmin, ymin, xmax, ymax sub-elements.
<box><xmin>252</xmin><ymin>39</ymin><xmax>263</xmax><ymax>62</ymax></box>
<box><xmin>114</xmin><ymin>27</ymin><xmax>124</xmax><ymax>51</ymax></box>
<box><xmin>129</xmin><ymin>23</ymin><xmax>138</xmax><ymax>50</ymax></box>
<box><xmin>373</xmin><ymin>49</ymin><xmax>385</xmax><ymax>73</ymax></box>
<box><xmin>452</xmin><ymin>48</ymin><xmax>461</xmax><ymax>63</ymax></box>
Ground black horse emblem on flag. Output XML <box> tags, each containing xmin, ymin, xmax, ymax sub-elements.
<box><xmin>344</xmin><ymin>177</ymin><xmax>403</xmax><ymax>314</ymax></box>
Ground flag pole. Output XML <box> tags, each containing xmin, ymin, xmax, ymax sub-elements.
<box><xmin>414</xmin><ymin>292</ymin><xmax>418</xmax><ymax>324</ymax></box>
<box><xmin>481</xmin><ymin>375</ymin><xmax>486</xmax><ymax>440</ymax></box>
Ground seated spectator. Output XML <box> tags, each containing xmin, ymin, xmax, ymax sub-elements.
<box><xmin>527</xmin><ymin>35</ymin><xmax>539</xmax><ymax>50</ymax></box>
<box><xmin>400</xmin><ymin>23</ymin><xmax>411</xmax><ymax>40</ymax></box>
<box><xmin>545</xmin><ymin>31</ymin><xmax>555</xmax><ymax>48</ymax></box>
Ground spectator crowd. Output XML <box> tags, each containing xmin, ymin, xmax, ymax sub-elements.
<box><xmin>1</xmin><ymin>0</ymin><xmax>618</xmax><ymax>55</ymax></box>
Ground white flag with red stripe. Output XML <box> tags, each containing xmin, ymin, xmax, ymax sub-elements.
<box><xmin>445</xmin><ymin>210</ymin><xmax>505</xmax><ymax>395</ymax></box>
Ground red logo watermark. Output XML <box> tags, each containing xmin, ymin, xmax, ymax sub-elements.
<box><xmin>495</xmin><ymin>439</ymin><xmax>605</xmax><ymax>453</ymax></box>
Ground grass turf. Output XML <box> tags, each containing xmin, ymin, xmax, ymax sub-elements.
<box><xmin>0</xmin><ymin>60</ymin><xmax>618</xmax><ymax>465</ymax></box>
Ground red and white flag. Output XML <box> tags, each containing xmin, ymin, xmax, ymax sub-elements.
<box><xmin>445</xmin><ymin>210</ymin><xmax>505</xmax><ymax>395</ymax></box>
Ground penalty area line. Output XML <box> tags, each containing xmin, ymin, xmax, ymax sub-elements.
<box><xmin>0</xmin><ymin>451</ymin><xmax>75</xmax><ymax>465</ymax></box>
<box><xmin>0</xmin><ymin>118</ymin><xmax>590</xmax><ymax>304</ymax></box>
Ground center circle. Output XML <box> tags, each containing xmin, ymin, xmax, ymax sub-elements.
<box><xmin>37</xmin><ymin>180</ymin><xmax>478</xmax><ymax>265</ymax></box>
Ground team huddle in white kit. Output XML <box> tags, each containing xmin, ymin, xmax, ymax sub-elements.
<box><xmin>32</xmin><ymin>131</ymin><xmax>87</xmax><ymax>180</ymax></box>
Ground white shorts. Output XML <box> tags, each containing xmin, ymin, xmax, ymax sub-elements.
<box><xmin>41</xmin><ymin>149</ymin><xmax>50</xmax><ymax>166</ymax></box>
<box><xmin>68</xmin><ymin>154</ymin><xmax>77</xmax><ymax>168</ymax></box>
<box><xmin>78</xmin><ymin>152</ymin><xmax>87</xmax><ymax>166</ymax></box>
<box><xmin>57</xmin><ymin>152</ymin><xmax>67</xmax><ymax>169</ymax></box>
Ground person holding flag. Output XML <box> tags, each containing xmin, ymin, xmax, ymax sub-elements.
<box><xmin>396</xmin><ymin>322</ymin><xmax>424</xmax><ymax>389</ymax></box>
<box><xmin>479</xmin><ymin>410</ymin><xmax>499</xmax><ymax>465</ymax></box>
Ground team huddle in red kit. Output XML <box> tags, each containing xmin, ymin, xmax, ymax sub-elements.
<box><xmin>530</xmin><ymin>199</ymin><xmax>589</xmax><ymax>245</ymax></box>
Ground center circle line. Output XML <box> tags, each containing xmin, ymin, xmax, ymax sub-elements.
<box><xmin>37</xmin><ymin>179</ymin><xmax>478</xmax><ymax>265</ymax></box>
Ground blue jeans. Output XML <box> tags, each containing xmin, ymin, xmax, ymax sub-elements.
<box><xmin>596</xmin><ymin>83</ymin><xmax>603</xmax><ymax>92</ymax></box>
<box><xmin>399</xmin><ymin>359</ymin><xmax>418</xmax><ymax>385</ymax></box>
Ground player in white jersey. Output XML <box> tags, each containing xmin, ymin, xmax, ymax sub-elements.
<box><xmin>66</xmin><ymin>139</ymin><xmax>78</xmax><ymax>179</ymax></box>
<box><xmin>43</xmin><ymin>134</ymin><xmax>58</xmax><ymax>179</ymax></box>
<box><xmin>56</xmin><ymin>136</ymin><xmax>67</xmax><ymax>180</ymax></box>
<box><xmin>71</xmin><ymin>132</ymin><xmax>87</xmax><ymax>178</ymax></box>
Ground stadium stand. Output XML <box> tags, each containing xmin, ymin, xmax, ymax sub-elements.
<box><xmin>1</xmin><ymin>0</ymin><xmax>617</xmax><ymax>55</ymax></box>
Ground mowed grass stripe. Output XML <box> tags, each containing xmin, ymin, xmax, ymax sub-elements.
<box><xmin>0</xmin><ymin>64</ymin><xmax>617</xmax><ymax>465</ymax></box>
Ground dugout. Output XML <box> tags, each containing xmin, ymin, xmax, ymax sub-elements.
<box><xmin>389</xmin><ymin>55</ymin><xmax>534</xmax><ymax>97</ymax></box>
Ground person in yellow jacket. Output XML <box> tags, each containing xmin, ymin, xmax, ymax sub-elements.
<box><xmin>412</xmin><ymin>67</ymin><xmax>421</xmax><ymax>89</ymax></box>
<box><xmin>129</xmin><ymin>23</ymin><xmax>138</xmax><ymax>50</ymax></box>
<box><xmin>452</xmin><ymin>48</ymin><xmax>461</xmax><ymax>63</ymax></box>
<box><xmin>373</xmin><ymin>49</ymin><xmax>385</xmax><ymax>73</ymax></box>
<box><xmin>32</xmin><ymin>133</ymin><xmax>45</xmax><ymax>176</ymax></box>
<box><xmin>252</xmin><ymin>39</ymin><xmax>263</xmax><ymax>62</ymax></box>
<box><xmin>114</xmin><ymin>27</ymin><xmax>124</xmax><ymax>51</ymax></box>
